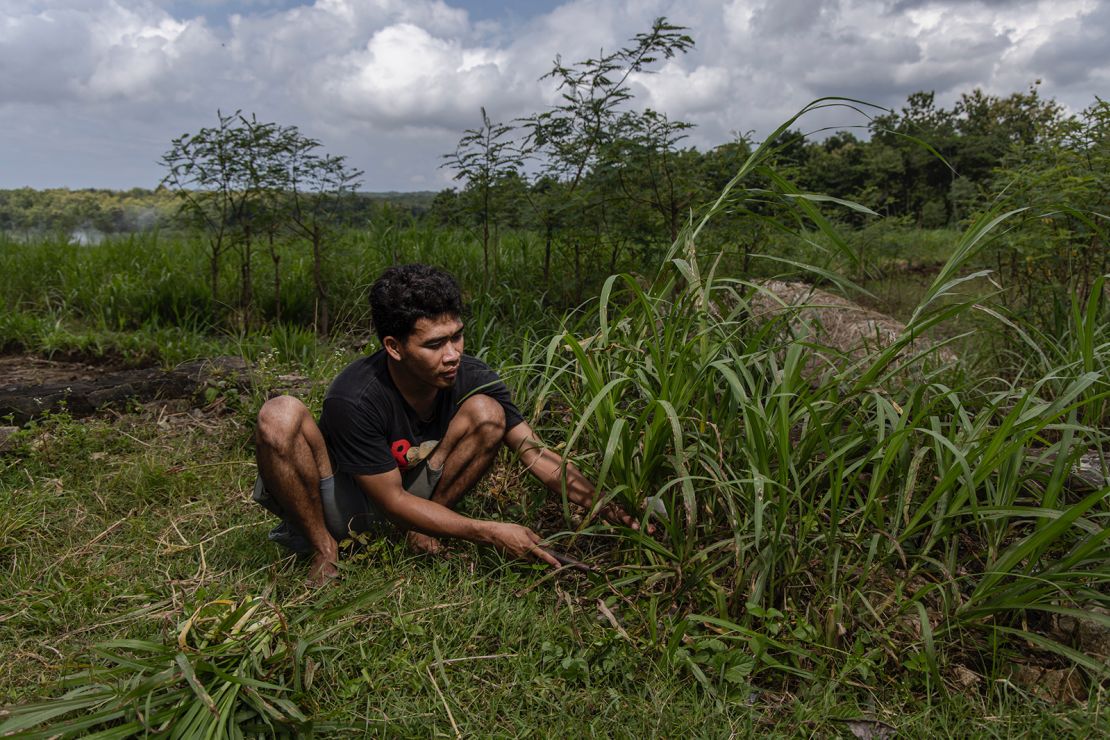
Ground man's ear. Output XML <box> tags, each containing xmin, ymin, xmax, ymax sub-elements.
<box><xmin>383</xmin><ymin>336</ymin><xmax>404</xmax><ymax>361</ymax></box>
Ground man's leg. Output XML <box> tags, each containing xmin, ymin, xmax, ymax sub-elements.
<box><xmin>255</xmin><ymin>395</ymin><xmax>338</xmax><ymax>585</ymax></box>
<box><xmin>406</xmin><ymin>394</ymin><xmax>506</xmax><ymax>553</ymax></box>
<box><xmin>429</xmin><ymin>394</ymin><xmax>507</xmax><ymax>507</ymax></box>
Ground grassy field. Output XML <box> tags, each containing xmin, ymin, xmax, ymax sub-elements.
<box><xmin>0</xmin><ymin>401</ymin><xmax>742</xmax><ymax>735</ymax></box>
<box><xmin>0</xmin><ymin>363</ymin><xmax>1103</xmax><ymax>736</ymax></box>
<box><xmin>1</xmin><ymin>152</ymin><xmax>1107</xmax><ymax>734</ymax></box>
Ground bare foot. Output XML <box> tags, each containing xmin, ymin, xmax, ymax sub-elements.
<box><xmin>307</xmin><ymin>552</ymin><xmax>339</xmax><ymax>587</ymax></box>
<box><xmin>406</xmin><ymin>530</ymin><xmax>444</xmax><ymax>555</ymax></box>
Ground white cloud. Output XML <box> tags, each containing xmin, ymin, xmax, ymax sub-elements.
<box><xmin>632</xmin><ymin>62</ymin><xmax>731</xmax><ymax>116</ymax></box>
<box><xmin>1</xmin><ymin>0</ymin><xmax>1107</xmax><ymax>189</ymax></box>
<box><xmin>315</xmin><ymin>22</ymin><xmax>513</xmax><ymax>130</ymax></box>
<box><xmin>82</xmin><ymin>16</ymin><xmax>194</xmax><ymax>99</ymax></box>
<box><xmin>0</xmin><ymin>1</ymin><xmax>219</xmax><ymax>104</ymax></box>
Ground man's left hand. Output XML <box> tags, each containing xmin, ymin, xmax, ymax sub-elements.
<box><xmin>595</xmin><ymin>499</ymin><xmax>652</xmax><ymax>532</ymax></box>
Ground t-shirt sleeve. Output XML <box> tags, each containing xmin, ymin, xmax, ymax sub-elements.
<box><xmin>319</xmin><ymin>397</ymin><xmax>398</xmax><ymax>476</ymax></box>
<box><xmin>461</xmin><ymin>362</ymin><xmax>525</xmax><ymax>431</ymax></box>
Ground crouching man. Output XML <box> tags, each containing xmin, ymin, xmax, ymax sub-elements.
<box><xmin>253</xmin><ymin>263</ymin><xmax>635</xmax><ymax>584</ymax></box>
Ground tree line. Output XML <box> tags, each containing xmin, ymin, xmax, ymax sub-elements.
<box><xmin>0</xmin><ymin>187</ymin><xmax>178</xmax><ymax>235</ymax></box>
<box><xmin>0</xmin><ymin>187</ymin><xmax>433</xmax><ymax>237</ymax></box>
<box><xmin>434</xmin><ymin>20</ymin><xmax>1093</xmax><ymax>279</ymax></box>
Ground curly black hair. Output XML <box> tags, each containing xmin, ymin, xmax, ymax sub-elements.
<box><xmin>369</xmin><ymin>264</ymin><xmax>463</xmax><ymax>343</ymax></box>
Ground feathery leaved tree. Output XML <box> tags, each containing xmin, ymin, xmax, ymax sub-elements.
<box><xmin>443</xmin><ymin>107</ymin><xmax>523</xmax><ymax>283</ymax></box>
<box><xmin>162</xmin><ymin>111</ymin><xmax>360</xmax><ymax>330</ymax></box>
<box><xmin>521</xmin><ymin>17</ymin><xmax>695</xmax><ymax>291</ymax></box>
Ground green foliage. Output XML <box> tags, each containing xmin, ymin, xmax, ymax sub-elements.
<box><xmin>0</xmin><ymin>588</ymin><xmax>394</xmax><ymax>737</ymax></box>
<box><xmin>0</xmin><ymin>187</ymin><xmax>177</xmax><ymax>235</ymax></box>
<box><xmin>506</xmin><ymin>17</ymin><xmax>698</xmax><ymax>294</ymax></box>
<box><xmin>0</xmin><ymin>226</ymin><xmax>558</xmax><ymax>355</ymax></box>
<box><xmin>986</xmin><ymin>98</ymin><xmax>1109</xmax><ymax>325</ymax></box>
<box><xmin>160</xmin><ymin>110</ymin><xmax>362</xmax><ymax>333</ymax></box>
<box><xmin>528</xmin><ymin>131</ymin><xmax>1109</xmax><ymax>692</ymax></box>
<box><xmin>0</xmin><ymin>189</ymin><xmax>433</xmax><ymax>238</ymax></box>
<box><xmin>864</xmin><ymin>84</ymin><xmax>1064</xmax><ymax>225</ymax></box>
<box><xmin>443</xmin><ymin>107</ymin><xmax>525</xmax><ymax>282</ymax></box>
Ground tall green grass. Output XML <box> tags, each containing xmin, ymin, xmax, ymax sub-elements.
<box><xmin>527</xmin><ymin>104</ymin><xmax>1109</xmax><ymax>691</ymax></box>
<box><xmin>0</xmin><ymin>227</ymin><xmax>567</xmax><ymax>373</ymax></box>
<box><xmin>0</xmin><ymin>227</ymin><xmax>558</xmax><ymax>341</ymax></box>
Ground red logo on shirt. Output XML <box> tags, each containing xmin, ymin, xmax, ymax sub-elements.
<box><xmin>390</xmin><ymin>439</ymin><xmax>412</xmax><ymax>469</ymax></box>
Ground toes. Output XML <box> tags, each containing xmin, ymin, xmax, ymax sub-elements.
<box><xmin>306</xmin><ymin>566</ymin><xmax>339</xmax><ymax>588</ymax></box>
<box><xmin>307</xmin><ymin>554</ymin><xmax>339</xmax><ymax>587</ymax></box>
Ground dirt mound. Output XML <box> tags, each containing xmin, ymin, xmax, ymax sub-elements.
<box><xmin>748</xmin><ymin>280</ymin><xmax>958</xmax><ymax>379</ymax></box>
<box><xmin>0</xmin><ymin>354</ymin><xmax>249</xmax><ymax>425</ymax></box>
<box><xmin>0</xmin><ymin>355</ymin><xmax>122</xmax><ymax>387</ymax></box>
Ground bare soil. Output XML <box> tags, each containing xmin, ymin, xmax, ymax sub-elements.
<box><xmin>0</xmin><ymin>354</ymin><xmax>248</xmax><ymax>425</ymax></box>
<box><xmin>0</xmin><ymin>354</ymin><xmax>124</xmax><ymax>387</ymax></box>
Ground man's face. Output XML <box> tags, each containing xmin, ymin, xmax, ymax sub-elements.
<box><xmin>388</xmin><ymin>313</ymin><xmax>464</xmax><ymax>390</ymax></box>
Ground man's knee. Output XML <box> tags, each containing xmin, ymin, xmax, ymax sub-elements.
<box><xmin>256</xmin><ymin>395</ymin><xmax>310</xmax><ymax>456</ymax></box>
<box><xmin>458</xmin><ymin>394</ymin><xmax>506</xmax><ymax>440</ymax></box>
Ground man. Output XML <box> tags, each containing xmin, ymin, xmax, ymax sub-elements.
<box><xmin>253</xmin><ymin>263</ymin><xmax>635</xmax><ymax>584</ymax></box>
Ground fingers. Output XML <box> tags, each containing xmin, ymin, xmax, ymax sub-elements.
<box><xmin>602</xmin><ymin>503</ymin><xmax>633</xmax><ymax>527</ymax></box>
<box><xmin>539</xmin><ymin>546</ymin><xmax>595</xmax><ymax>572</ymax></box>
<box><xmin>600</xmin><ymin>503</ymin><xmax>641</xmax><ymax>531</ymax></box>
<box><xmin>531</xmin><ymin>544</ymin><xmax>561</xmax><ymax>568</ymax></box>
<box><xmin>523</xmin><ymin>528</ymin><xmax>559</xmax><ymax>567</ymax></box>
<box><xmin>501</xmin><ymin>525</ymin><xmax>557</xmax><ymax>567</ymax></box>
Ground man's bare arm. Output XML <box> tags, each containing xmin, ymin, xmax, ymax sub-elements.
<box><xmin>504</xmin><ymin>421</ymin><xmax>640</xmax><ymax>529</ymax></box>
<box><xmin>353</xmin><ymin>469</ymin><xmax>559</xmax><ymax>566</ymax></box>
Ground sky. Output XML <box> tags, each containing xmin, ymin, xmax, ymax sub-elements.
<box><xmin>2</xmin><ymin>0</ymin><xmax>1107</xmax><ymax>191</ymax></box>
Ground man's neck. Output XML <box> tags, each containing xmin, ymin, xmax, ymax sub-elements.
<box><xmin>386</xmin><ymin>357</ymin><xmax>437</xmax><ymax>417</ymax></box>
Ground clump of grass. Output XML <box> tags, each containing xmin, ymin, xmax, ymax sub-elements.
<box><xmin>530</xmin><ymin>101</ymin><xmax>1110</xmax><ymax>693</ymax></box>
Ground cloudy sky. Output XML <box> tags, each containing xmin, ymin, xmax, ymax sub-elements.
<box><xmin>2</xmin><ymin>0</ymin><xmax>1107</xmax><ymax>191</ymax></box>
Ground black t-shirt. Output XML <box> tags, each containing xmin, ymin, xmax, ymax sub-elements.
<box><xmin>318</xmin><ymin>350</ymin><xmax>524</xmax><ymax>476</ymax></box>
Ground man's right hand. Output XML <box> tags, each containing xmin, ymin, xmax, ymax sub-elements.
<box><xmin>482</xmin><ymin>522</ymin><xmax>560</xmax><ymax>567</ymax></box>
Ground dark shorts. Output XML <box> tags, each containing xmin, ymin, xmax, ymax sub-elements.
<box><xmin>252</xmin><ymin>463</ymin><xmax>442</xmax><ymax>550</ymax></box>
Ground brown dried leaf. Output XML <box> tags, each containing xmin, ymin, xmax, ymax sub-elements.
<box><xmin>951</xmin><ymin>664</ymin><xmax>981</xmax><ymax>690</ymax></box>
<box><xmin>837</xmin><ymin>718</ymin><xmax>897</xmax><ymax>739</ymax></box>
